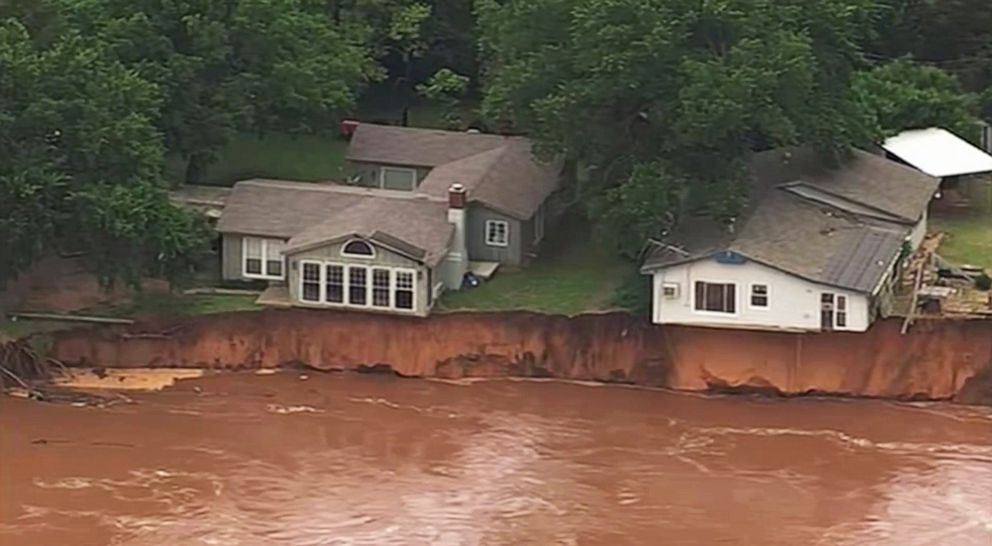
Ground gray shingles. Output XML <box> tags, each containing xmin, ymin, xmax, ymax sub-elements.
<box><xmin>216</xmin><ymin>179</ymin><xmax>452</xmax><ymax>266</ymax></box>
<box><xmin>643</xmin><ymin>146</ymin><xmax>928</xmax><ymax>294</ymax></box>
<box><xmin>349</xmin><ymin>123</ymin><xmax>561</xmax><ymax>220</ymax></box>
<box><xmin>346</xmin><ymin>124</ymin><xmax>514</xmax><ymax>167</ymax></box>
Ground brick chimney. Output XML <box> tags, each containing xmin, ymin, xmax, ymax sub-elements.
<box><xmin>443</xmin><ymin>183</ymin><xmax>469</xmax><ymax>290</ymax></box>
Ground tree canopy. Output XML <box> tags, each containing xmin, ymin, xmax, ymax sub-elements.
<box><xmin>0</xmin><ymin>20</ymin><xmax>208</xmax><ymax>288</ymax></box>
<box><xmin>0</xmin><ymin>0</ymin><xmax>985</xmax><ymax>287</ymax></box>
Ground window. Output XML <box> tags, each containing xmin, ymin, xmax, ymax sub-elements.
<box><xmin>750</xmin><ymin>284</ymin><xmax>769</xmax><ymax>308</ymax></box>
<box><xmin>301</xmin><ymin>262</ymin><xmax>321</xmax><ymax>303</ymax></box>
<box><xmin>380</xmin><ymin>167</ymin><xmax>417</xmax><ymax>191</ymax></box>
<box><xmin>245</xmin><ymin>238</ymin><xmax>263</xmax><ymax>276</ymax></box>
<box><xmin>243</xmin><ymin>237</ymin><xmax>286</xmax><ymax>280</ymax></box>
<box><xmin>694</xmin><ymin>281</ymin><xmax>736</xmax><ymax>314</ymax></box>
<box><xmin>395</xmin><ymin>270</ymin><xmax>415</xmax><ymax>310</ymax></box>
<box><xmin>486</xmin><ymin>220</ymin><xmax>509</xmax><ymax>247</ymax></box>
<box><xmin>836</xmin><ymin>295</ymin><xmax>848</xmax><ymax>328</ymax></box>
<box><xmin>342</xmin><ymin>240</ymin><xmax>375</xmax><ymax>258</ymax></box>
<box><xmin>326</xmin><ymin>265</ymin><xmax>344</xmax><ymax>303</ymax></box>
<box><xmin>372</xmin><ymin>268</ymin><xmax>391</xmax><ymax>308</ymax></box>
<box><xmin>348</xmin><ymin>266</ymin><xmax>367</xmax><ymax>306</ymax></box>
<box><xmin>266</xmin><ymin>239</ymin><xmax>285</xmax><ymax>277</ymax></box>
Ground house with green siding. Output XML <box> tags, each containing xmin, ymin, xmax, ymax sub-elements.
<box><xmin>213</xmin><ymin>124</ymin><xmax>562</xmax><ymax>316</ymax></box>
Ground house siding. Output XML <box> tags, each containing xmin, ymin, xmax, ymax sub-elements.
<box><xmin>221</xmin><ymin>233</ymin><xmax>244</xmax><ymax>281</ymax></box>
<box><xmin>350</xmin><ymin>161</ymin><xmax>432</xmax><ymax>190</ymax></box>
<box><xmin>466</xmin><ymin>204</ymin><xmax>524</xmax><ymax>266</ymax></box>
<box><xmin>649</xmin><ymin>258</ymin><xmax>871</xmax><ymax>332</ymax></box>
<box><xmin>286</xmin><ymin>239</ymin><xmax>432</xmax><ymax>317</ymax></box>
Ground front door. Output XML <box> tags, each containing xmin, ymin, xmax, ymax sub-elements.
<box><xmin>820</xmin><ymin>293</ymin><xmax>835</xmax><ymax>331</ymax></box>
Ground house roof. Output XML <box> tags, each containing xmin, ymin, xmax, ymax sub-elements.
<box><xmin>286</xmin><ymin>198</ymin><xmax>453</xmax><ymax>266</ymax></box>
<box><xmin>347</xmin><ymin>123</ymin><xmax>561</xmax><ymax>219</ymax></box>
<box><xmin>751</xmin><ymin>146</ymin><xmax>939</xmax><ymax>223</ymax></box>
<box><xmin>346</xmin><ymin>123</ymin><xmax>515</xmax><ymax>167</ymax></box>
<box><xmin>418</xmin><ymin>140</ymin><xmax>562</xmax><ymax>219</ymax></box>
<box><xmin>882</xmin><ymin>127</ymin><xmax>992</xmax><ymax>178</ymax></box>
<box><xmin>641</xmin><ymin>146</ymin><xmax>933</xmax><ymax>294</ymax></box>
<box><xmin>215</xmin><ymin>179</ymin><xmax>451</xmax><ymax>266</ymax></box>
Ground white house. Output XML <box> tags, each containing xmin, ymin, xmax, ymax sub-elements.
<box><xmin>641</xmin><ymin>147</ymin><xmax>940</xmax><ymax>332</ymax></box>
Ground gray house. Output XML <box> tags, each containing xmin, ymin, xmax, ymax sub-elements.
<box><xmin>214</xmin><ymin>124</ymin><xmax>561</xmax><ymax>316</ymax></box>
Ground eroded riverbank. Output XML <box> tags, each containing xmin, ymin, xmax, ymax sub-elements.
<box><xmin>44</xmin><ymin>310</ymin><xmax>992</xmax><ymax>404</ymax></box>
<box><xmin>2</xmin><ymin>372</ymin><xmax>991</xmax><ymax>545</ymax></box>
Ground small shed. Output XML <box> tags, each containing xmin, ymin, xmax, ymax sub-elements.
<box><xmin>882</xmin><ymin>128</ymin><xmax>992</xmax><ymax>211</ymax></box>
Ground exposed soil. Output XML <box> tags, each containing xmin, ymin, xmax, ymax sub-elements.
<box><xmin>45</xmin><ymin>309</ymin><xmax>992</xmax><ymax>404</ymax></box>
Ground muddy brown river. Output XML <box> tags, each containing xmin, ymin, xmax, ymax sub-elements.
<box><xmin>1</xmin><ymin>372</ymin><xmax>991</xmax><ymax>545</ymax></box>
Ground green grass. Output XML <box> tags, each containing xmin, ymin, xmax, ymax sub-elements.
<box><xmin>166</xmin><ymin>133</ymin><xmax>349</xmax><ymax>186</ymax></box>
<box><xmin>80</xmin><ymin>292</ymin><xmax>262</xmax><ymax>320</ymax></box>
<box><xmin>931</xmin><ymin>212</ymin><xmax>992</xmax><ymax>270</ymax></box>
<box><xmin>439</xmin><ymin>217</ymin><xmax>638</xmax><ymax>315</ymax></box>
<box><xmin>0</xmin><ymin>319</ymin><xmax>82</xmax><ymax>341</ymax></box>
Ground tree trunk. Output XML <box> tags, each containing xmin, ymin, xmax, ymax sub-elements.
<box><xmin>184</xmin><ymin>153</ymin><xmax>209</xmax><ymax>185</ymax></box>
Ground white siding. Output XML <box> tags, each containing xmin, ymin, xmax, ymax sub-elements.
<box><xmin>649</xmin><ymin>259</ymin><xmax>871</xmax><ymax>332</ymax></box>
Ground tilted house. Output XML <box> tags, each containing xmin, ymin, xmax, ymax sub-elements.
<box><xmin>641</xmin><ymin>147</ymin><xmax>940</xmax><ymax>332</ymax></box>
<box><xmin>215</xmin><ymin>124</ymin><xmax>561</xmax><ymax>316</ymax></box>
<box><xmin>882</xmin><ymin>127</ymin><xmax>992</xmax><ymax>212</ymax></box>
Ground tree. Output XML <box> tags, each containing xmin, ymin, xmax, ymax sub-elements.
<box><xmin>477</xmin><ymin>0</ymin><xmax>881</xmax><ymax>256</ymax></box>
<box><xmin>0</xmin><ymin>20</ymin><xmax>209</xmax><ymax>287</ymax></box>
<box><xmin>416</xmin><ymin>67</ymin><xmax>469</xmax><ymax>128</ymax></box>
<box><xmin>855</xmin><ymin>59</ymin><xmax>980</xmax><ymax>140</ymax></box>
<box><xmin>56</xmin><ymin>0</ymin><xmax>378</xmax><ymax>183</ymax></box>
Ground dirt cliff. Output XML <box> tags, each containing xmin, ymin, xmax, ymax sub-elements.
<box><xmin>46</xmin><ymin>309</ymin><xmax>992</xmax><ymax>404</ymax></box>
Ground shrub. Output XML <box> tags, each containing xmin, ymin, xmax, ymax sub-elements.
<box><xmin>975</xmin><ymin>273</ymin><xmax>992</xmax><ymax>291</ymax></box>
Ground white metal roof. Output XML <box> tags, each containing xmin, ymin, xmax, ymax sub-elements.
<box><xmin>881</xmin><ymin>127</ymin><xmax>992</xmax><ymax>178</ymax></box>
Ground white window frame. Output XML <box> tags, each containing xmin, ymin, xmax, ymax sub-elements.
<box><xmin>341</xmin><ymin>239</ymin><xmax>376</xmax><ymax>259</ymax></box>
<box><xmin>378</xmin><ymin>166</ymin><xmax>418</xmax><ymax>191</ymax></box>
<box><xmin>835</xmin><ymin>294</ymin><xmax>848</xmax><ymax>329</ymax></box>
<box><xmin>299</xmin><ymin>260</ymin><xmax>323</xmax><ymax>303</ymax></box>
<box><xmin>485</xmin><ymin>220</ymin><xmax>510</xmax><ymax>247</ymax></box>
<box><xmin>296</xmin><ymin>259</ymin><xmax>417</xmax><ymax>313</ymax></box>
<box><xmin>691</xmin><ymin>280</ymin><xmax>739</xmax><ymax>316</ymax></box>
<box><xmin>748</xmin><ymin>283</ymin><xmax>770</xmax><ymax>310</ymax></box>
<box><xmin>242</xmin><ymin>237</ymin><xmax>286</xmax><ymax>280</ymax></box>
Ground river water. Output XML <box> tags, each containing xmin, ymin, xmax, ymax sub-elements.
<box><xmin>1</xmin><ymin>372</ymin><xmax>990</xmax><ymax>546</ymax></box>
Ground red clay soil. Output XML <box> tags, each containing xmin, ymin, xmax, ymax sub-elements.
<box><xmin>46</xmin><ymin>310</ymin><xmax>992</xmax><ymax>404</ymax></box>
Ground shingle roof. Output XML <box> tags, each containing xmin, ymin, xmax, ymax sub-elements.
<box><xmin>286</xmin><ymin>198</ymin><xmax>453</xmax><ymax>266</ymax></box>
<box><xmin>347</xmin><ymin>124</ymin><xmax>561</xmax><ymax>219</ymax></box>
<box><xmin>641</xmin><ymin>146</ymin><xmax>931</xmax><ymax>294</ymax></box>
<box><xmin>346</xmin><ymin>124</ymin><xmax>513</xmax><ymax>167</ymax></box>
<box><xmin>882</xmin><ymin>127</ymin><xmax>992</xmax><ymax>178</ymax></box>
<box><xmin>418</xmin><ymin>140</ymin><xmax>562</xmax><ymax>219</ymax></box>
<box><xmin>752</xmin><ymin>147</ymin><xmax>939</xmax><ymax>222</ymax></box>
<box><xmin>215</xmin><ymin>180</ymin><xmax>451</xmax><ymax>266</ymax></box>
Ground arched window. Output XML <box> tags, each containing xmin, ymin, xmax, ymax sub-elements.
<box><xmin>342</xmin><ymin>239</ymin><xmax>375</xmax><ymax>258</ymax></box>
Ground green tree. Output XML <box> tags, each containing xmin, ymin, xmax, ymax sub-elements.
<box><xmin>855</xmin><ymin>59</ymin><xmax>980</xmax><ymax>139</ymax></box>
<box><xmin>478</xmin><ymin>0</ymin><xmax>881</xmax><ymax>256</ymax></box>
<box><xmin>57</xmin><ymin>0</ymin><xmax>378</xmax><ymax>183</ymax></box>
<box><xmin>0</xmin><ymin>20</ymin><xmax>209</xmax><ymax>287</ymax></box>
<box><xmin>416</xmin><ymin>67</ymin><xmax>469</xmax><ymax>128</ymax></box>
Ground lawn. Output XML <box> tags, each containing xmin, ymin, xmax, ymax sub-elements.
<box><xmin>166</xmin><ymin>133</ymin><xmax>349</xmax><ymax>186</ymax></box>
<box><xmin>439</xmin><ymin>217</ymin><xmax>639</xmax><ymax>316</ymax></box>
<box><xmin>0</xmin><ymin>293</ymin><xmax>261</xmax><ymax>341</ymax></box>
<box><xmin>931</xmin><ymin>212</ymin><xmax>992</xmax><ymax>270</ymax></box>
<box><xmin>82</xmin><ymin>292</ymin><xmax>262</xmax><ymax>319</ymax></box>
